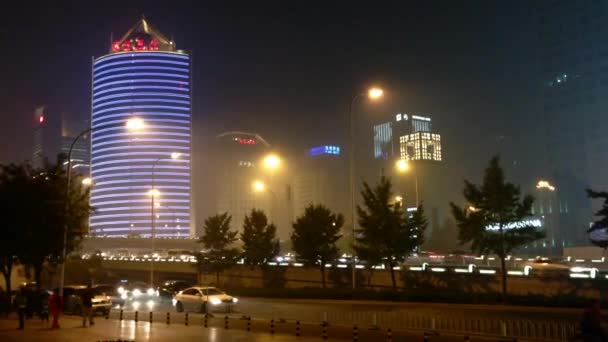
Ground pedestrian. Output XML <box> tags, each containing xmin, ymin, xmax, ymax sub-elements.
<box><xmin>14</xmin><ymin>288</ymin><xmax>27</xmax><ymax>330</ymax></box>
<box><xmin>49</xmin><ymin>288</ymin><xmax>62</xmax><ymax>329</ymax></box>
<box><xmin>39</xmin><ymin>291</ymin><xmax>49</xmax><ymax>324</ymax></box>
<box><xmin>581</xmin><ymin>299</ymin><xmax>608</xmax><ymax>342</ymax></box>
<box><xmin>80</xmin><ymin>285</ymin><xmax>94</xmax><ymax>327</ymax></box>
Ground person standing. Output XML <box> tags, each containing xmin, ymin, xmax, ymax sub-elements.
<box><xmin>80</xmin><ymin>285</ymin><xmax>94</xmax><ymax>327</ymax></box>
<box><xmin>14</xmin><ymin>288</ymin><xmax>27</xmax><ymax>330</ymax></box>
<box><xmin>39</xmin><ymin>291</ymin><xmax>49</xmax><ymax>324</ymax></box>
<box><xmin>49</xmin><ymin>288</ymin><xmax>62</xmax><ymax>329</ymax></box>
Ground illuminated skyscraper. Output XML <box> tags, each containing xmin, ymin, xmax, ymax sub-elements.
<box><xmin>90</xmin><ymin>19</ymin><xmax>192</xmax><ymax>238</ymax></box>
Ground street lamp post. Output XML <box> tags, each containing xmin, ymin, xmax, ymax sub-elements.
<box><xmin>149</xmin><ymin>152</ymin><xmax>181</xmax><ymax>287</ymax></box>
<box><xmin>395</xmin><ymin>159</ymin><xmax>419</xmax><ymax>207</ymax></box>
<box><xmin>60</xmin><ymin>127</ymin><xmax>91</xmax><ymax>297</ymax></box>
<box><xmin>349</xmin><ymin>87</ymin><xmax>383</xmax><ymax>289</ymax></box>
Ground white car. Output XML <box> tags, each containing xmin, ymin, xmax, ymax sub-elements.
<box><xmin>173</xmin><ymin>287</ymin><xmax>237</xmax><ymax>313</ymax></box>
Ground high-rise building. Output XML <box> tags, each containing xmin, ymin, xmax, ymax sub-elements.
<box><xmin>537</xmin><ymin>1</ymin><xmax>608</xmax><ymax>248</ymax></box>
<box><xmin>293</xmin><ymin>145</ymin><xmax>348</xmax><ymax>219</ymax></box>
<box><xmin>90</xmin><ymin>19</ymin><xmax>192</xmax><ymax>238</ymax></box>
<box><xmin>33</xmin><ymin>106</ymin><xmax>90</xmax><ymax>174</ymax></box>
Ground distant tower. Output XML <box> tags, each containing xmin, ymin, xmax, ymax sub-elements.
<box><xmin>90</xmin><ymin>19</ymin><xmax>192</xmax><ymax>238</ymax></box>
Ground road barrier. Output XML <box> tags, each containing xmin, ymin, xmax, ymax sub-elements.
<box><xmin>105</xmin><ymin>308</ymin><xmax>578</xmax><ymax>341</ymax></box>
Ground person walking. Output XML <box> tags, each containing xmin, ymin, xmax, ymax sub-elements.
<box><xmin>14</xmin><ymin>288</ymin><xmax>27</xmax><ymax>330</ymax></box>
<box><xmin>49</xmin><ymin>288</ymin><xmax>62</xmax><ymax>329</ymax></box>
<box><xmin>80</xmin><ymin>285</ymin><xmax>94</xmax><ymax>327</ymax></box>
<box><xmin>39</xmin><ymin>291</ymin><xmax>49</xmax><ymax>324</ymax></box>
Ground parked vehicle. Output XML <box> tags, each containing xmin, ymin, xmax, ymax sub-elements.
<box><xmin>173</xmin><ymin>287</ymin><xmax>237</xmax><ymax>313</ymax></box>
<box><xmin>63</xmin><ymin>285</ymin><xmax>112</xmax><ymax>316</ymax></box>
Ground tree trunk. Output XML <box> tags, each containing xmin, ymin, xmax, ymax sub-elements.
<box><xmin>320</xmin><ymin>265</ymin><xmax>326</xmax><ymax>289</ymax></box>
<box><xmin>500</xmin><ymin>255</ymin><xmax>507</xmax><ymax>304</ymax></box>
<box><xmin>1</xmin><ymin>264</ymin><xmax>12</xmax><ymax>304</ymax></box>
<box><xmin>389</xmin><ymin>263</ymin><xmax>397</xmax><ymax>290</ymax></box>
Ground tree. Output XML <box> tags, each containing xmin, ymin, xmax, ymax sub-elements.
<box><xmin>356</xmin><ymin>176</ymin><xmax>427</xmax><ymax>289</ymax></box>
<box><xmin>197</xmin><ymin>213</ymin><xmax>239</xmax><ymax>285</ymax></box>
<box><xmin>241</xmin><ymin>209</ymin><xmax>280</xmax><ymax>268</ymax></box>
<box><xmin>586</xmin><ymin>189</ymin><xmax>608</xmax><ymax>249</ymax></box>
<box><xmin>450</xmin><ymin>157</ymin><xmax>544</xmax><ymax>302</ymax></box>
<box><xmin>291</xmin><ymin>204</ymin><xmax>343</xmax><ymax>288</ymax></box>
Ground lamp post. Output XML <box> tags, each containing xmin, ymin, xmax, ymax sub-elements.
<box><xmin>149</xmin><ymin>152</ymin><xmax>181</xmax><ymax>286</ymax></box>
<box><xmin>395</xmin><ymin>159</ymin><xmax>419</xmax><ymax>206</ymax></box>
<box><xmin>59</xmin><ymin>127</ymin><xmax>91</xmax><ymax>298</ymax></box>
<box><xmin>349</xmin><ymin>87</ymin><xmax>383</xmax><ymax>289</ymax></box>
<box><xmin>260</xmin><ymin>154</ymin><xmax>281</xmax><ymax>224</ymax></box>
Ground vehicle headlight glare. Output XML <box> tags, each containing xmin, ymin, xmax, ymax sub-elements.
<box><xmin>133</xmin><ymin>289</ymin><xmax>142</xmax><ymax>297</ymax></box>
<box><xmin>117</xmin><ymin>287</ymin><xmax>125</xmax><ymax>294</ymax></box>
<box><xmin>121</xmin><ymin>293</ymin><xmax>127</xmax><ymax>300</ymax></box>
<box><xmin>210</xmin><ymin>298</ymin><xmax>222</xmax><ymax>305</ymax></box>
<box><xmin>232</xmin><ymin>297</ymin><xmax>238</xmax><ymax>303</ymax></box>
<box><xmin>147</xmin><ymin>288</ymin><xmax>155</xmax><ymax>296</ymax></box>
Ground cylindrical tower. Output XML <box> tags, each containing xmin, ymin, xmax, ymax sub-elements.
<box><xmin>90</xmin><ymin>19</ymin><xmax>192</xmax><ymax>238</ymax></box>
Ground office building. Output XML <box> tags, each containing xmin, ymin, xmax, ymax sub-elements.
<box><xmin>33</xmin><ymin>106</ymin><xmax>90</xmax><ymax>174</ymax></box>
<box><xmin>537</xmin><ymin>1</ymin><xmax>608</xmax><ymax>248</ymax></box>
<box><xmin>373</xmin><ymin>113</ymin><xmax>442</xmax><ymax>162</ymax></box>
<box><xmin>90</xmin><ymin>19</ymin><xmax>192</xmax><ymax>238</ymax></box>
<box><xmin>293</xmin><ymin>145</ymin><xmax>348</xmax><ymax>219</ymax></box>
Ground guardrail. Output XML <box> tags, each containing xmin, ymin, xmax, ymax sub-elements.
<box><xmin>106</xmin><ymin>308</ymin><xmax>578</xmax><ymax>341</ymax></box>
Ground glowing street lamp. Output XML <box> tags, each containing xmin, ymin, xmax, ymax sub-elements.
<box><xmin>395</xmin><ymin>159</ymin><xmax>410</xmax><ymax>173</ymax></box>
<box><xmin>126</xmin><ymin>117</ymin><xmax>145</xmax><ymax>131</ymax></box>
<box><xmin>349</xmin><ymin>86</ymin><xmax>385</xmax><ymax>289</ymax></box>
<box><xmin>81</xmin><ymin>177</ymin><xmax>93</xmax><ymax>186</ymax></box>
<box><xmin>252</xmin><ymin>180</ymin><xmax>266</xmax><ymax>192</ymax></box>
<box><xmin>368</xmin><ymin>87</ymin><xmax>384</xmax><ymax>100</ymax></box>
<box><xmin>263</xmin><ymin>154</ymin><xmax>281</xmax><ymax>170</ymax></box>
<box><xmin>536</xmin><ymin>180</ymin><xmax>556</xmax><ymax>191</ymax></box>
<box><xmin>171</xmin><ymin>152</ymin><xmax>181</xmax><ymax>160</ymax></box>
<box><xmin>148</xmin><ymin>189</ymin><xmax>160</xmax><ymax>197</ymax></box>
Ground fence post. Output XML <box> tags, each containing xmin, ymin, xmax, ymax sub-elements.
<box><xmin>501</xmin><ymin>321</ymin><xmax>507</xmax><ymax>336</ymax></box>
<box><xmin>224</xmin><ymin>315</ymin><xmax>229</xmax><ymax>330</ymax></box>
<box><xmin>185</xmin><ymin>312</ymin><xmax>189</xmax><ymax>326</ymax></box>
<box><xmin>270</xmin><ymin>319</ymin><xmax>275</xmax><ymax>334</ymax></box>
<box><xmin>322</xmin><ymin>321</ymin><xmax>328</xmax><ymax>340</ymax></box>
<box><xmin>247</xmin><ymin>317</ymin><xmax>251</xmax><ymax>332</ymax></box>
<box><xmin>119</xmin><ymin>309</ymin><xmax>123</xmax><ymax>321</ymax></box>
<box><xmin>386</xmin><ymin>328</ymin><xmax>392</xmax><ymax>342</ymax></box>
<box><xmin>134</xmin><ymin>311</ymin><xmax>138</xmax><ymax>323</ymax></box>
<box><xmin>204</xmin><ymin>314</ymin><xmax>208</xmax><ymax>328</ymax></box>
<box><xmin>149</xmin><ymin>311</ymin><xmax>153</xmax><ymax>324</ymax></box>
<box><xmin>296</xmin><ymin>320</ymin><xmax>301</xmax><ymax>337</ymax></box>
<box><xmin>432</xmin><ymin>317</ymin><xmax>436</xmax><ymax>330</ymax></box>
<box><xmin>166</xmin><ymin>312</ymin><xmax>170</xmax><ymax>325</ymax></box>
<box><xmin>353</xmin><ymin>324</ymin><xmax>359</xmax><ymax>341</ymax></box>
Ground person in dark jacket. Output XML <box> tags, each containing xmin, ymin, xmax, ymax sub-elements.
<box><xmin>80</xmin><ymin>285</ymin><xmax>94</xmax><ymax>327</ymax></box>
<box><xmin>14</xmin><ymin>288</ymin><xmax>27</xmax><ymax>330</ymax></box>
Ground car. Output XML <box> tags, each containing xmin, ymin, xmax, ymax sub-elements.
<box><xmin>116</xmin><ymin>281</ymin><xmax>158</xmax><ymax>302</ymax></box>
<box><xmin>93</xmin><ymin>284</ymin><xmax>124</xmax><ymax>307</ymax></box>
<box><xmin>158</xmin><ymin>280</ymin><xmax>191</xmax><ymax>301</ymax></box>
<box><xmin>173</xmin><ymin>287</ymin><xmax>237</xmax><ymax>313</ymax></box>
<box><xmin>63</xmin><ymin>285</ymin><xmax>112</xmax><ymax>316</ymax></box>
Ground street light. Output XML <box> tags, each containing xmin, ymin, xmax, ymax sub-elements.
<box><xmin>262</xmin><ymin>154</ymin><xmax>281</xmax><ymax>170</ymax></box>
<box><xmin>349</xmin><ymin>86</ymin><xmax>384</xmax><ymax>289</ymax></box>
<box><xmin>252</xmin><ymin>180</ymin><xmax>266</xmax><ymax>192</ymax></box>
<box><xmin>395</xmin><ymin>159</ymin><xmax>419</xmax><ymax>207</ymax></box>
<box><xmin>59</xmin><ymin>127</ymin><xmax>92</xmax><ymax>299</ymax></box>
<box><xmin>125</xmin><ymin>117</ymin><xmax>145</xmax><ymax>131</ymax></box>
<box><xmin>81</xmin><ymin>177</ymin><xmax>93</xmax><ymax>186</ymax></box>
<box><xmin>536</xmin><ymin>180</ymin><xmax>556</xmax><ymax>191</ymax></box>
<box><xmin>148</xmin><ymin>152</ymin><xmax>181</xmax><ymax>287</ymax></box>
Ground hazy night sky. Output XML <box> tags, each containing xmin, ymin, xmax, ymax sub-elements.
<box><xmin>0</xmin><ymin>1</ymin><xmax>541</xmax><ymax>201</ymax></box>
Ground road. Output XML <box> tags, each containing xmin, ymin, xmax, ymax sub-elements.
<box><xmin>0</xmin><ymin>314</ymin><xmax>498</xmax><ymax>341</ymax></box>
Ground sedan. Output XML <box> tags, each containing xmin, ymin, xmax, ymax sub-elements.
<box><xmin>173</xmin><ymin>287</ymin><xmax>237</xmax><ymax>313</ymax></box>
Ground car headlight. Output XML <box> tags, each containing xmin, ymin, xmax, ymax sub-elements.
<box><xmin>121</xmin><ymin>293</ymin><xmax>127</xmax><ymax>300</ymax></box>
<box><xmin>146</xmin><ymin>288</ymin><xmax>155</xmax><ymax>296</ymax></box>
<box><xmin>117</xmin><ymin>287</ymin><xmax>125</xmax><ymax>294</ymax></box>
<box><xmin>232</xmin><ymin>297</ymin><xmax>238</xmax><ymax>303</ymax></box>
<box><xmin>210</xmin><ymin>298</ymin><xmax>222</xmax><ymax>305</ymax></box>
<box><xmin>133</xmin><ymin>289</ymin><xmax>142</xmax><ymax>297</ymax></box>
